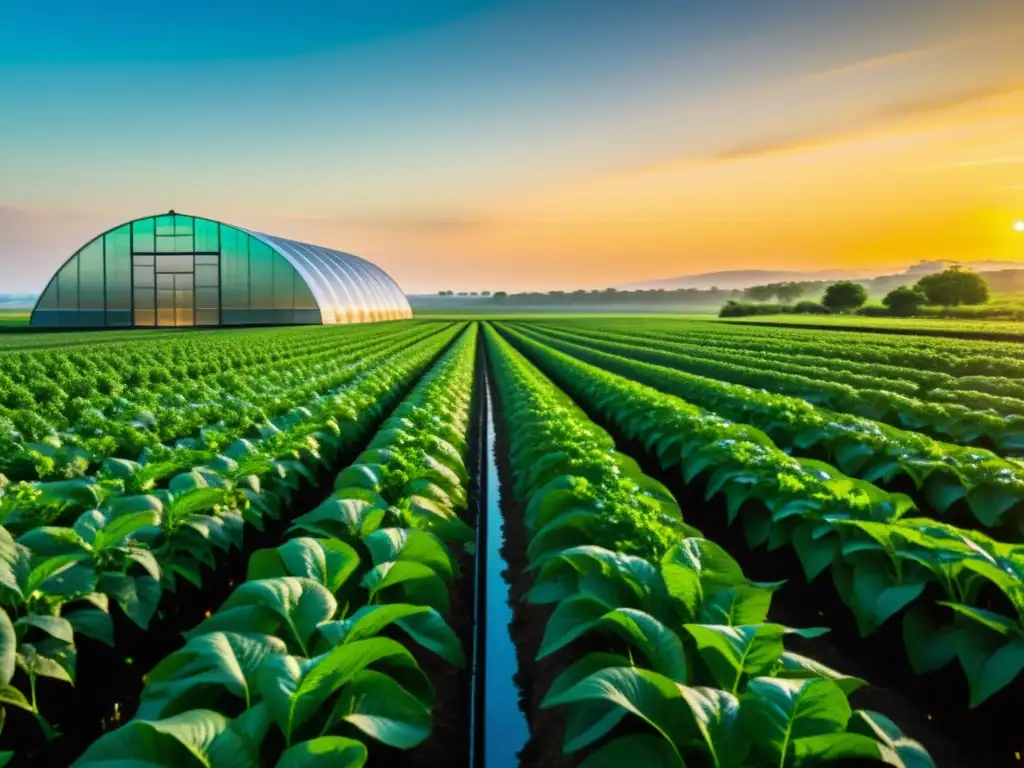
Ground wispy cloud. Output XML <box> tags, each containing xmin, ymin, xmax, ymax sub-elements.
<box><xmin>945</xmin><ymin>156</ymin><xmax>1024</xmax><ymax>168</ymax></box>
<box><xmin>805</xmin><ymin>45</ymin><xmax>949</xmax><ymax>83</ymax></box>
<box><xmin>705</xmin><ymin>81</ymin><xmax>1024</xmax><ymax>163</ymax></box>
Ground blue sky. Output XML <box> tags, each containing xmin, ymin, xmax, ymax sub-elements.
<box><xmin>2</xmin><ymin>0</ymin><xmax>1023</xmax><ymax>292</ymax></box>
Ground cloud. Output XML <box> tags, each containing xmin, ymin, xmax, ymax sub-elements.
<box><xmin>805</xmin><ymin>45</ymin><xmax>949</xmax><ymax>83</ymax></box>
<box><xmin>945</xmin><ymin>156</ymin><xmax>1024</xmax><ymax>168</ymax></box>
<box><xmin>704</xmin><ymin>81</ymin><xmax>1024</xmax><ymax>163</ymax></box>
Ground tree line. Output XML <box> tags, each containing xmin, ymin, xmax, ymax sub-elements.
<box><xmin>721</xmin><ymin>267</ymin><xmax>990</xmax><ymax>317</ymax></box>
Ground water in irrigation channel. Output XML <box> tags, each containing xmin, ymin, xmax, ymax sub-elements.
<box><xmin>475</xmin><ymin>371</ymin><xmax>528</xmax><ymax>768</ymax></box>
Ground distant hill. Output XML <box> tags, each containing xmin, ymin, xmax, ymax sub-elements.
<box><xmin>0</xmin><ymin>294</ymin><xmax>37</xmax><ymax>309</ymax></box>
<box><xmin>623</xmin><ymin>260</ymin><xmax>1024</xmax><ymax>292</ymax></box>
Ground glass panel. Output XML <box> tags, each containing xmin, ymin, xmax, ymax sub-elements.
<box><xmin>155</xmin><ymin>215</ymin><xmax>175</xmax><ymax>236</ymax></box>
<box><xmin>195</xmin><ymin>264</ymin><xmax>218</xmax><ymax>287</ymax></box>
<box><xmin>157</xmin><ymin>273</ymin><xmax>174</xmax><ymax>289</ymax></box>
<box><xmin>155</xmin><ymin>235</ymin><xmax>176</xmax><ymax>253</ymax></box>
<box><xmin>175</xmin><ymin>308</ymin><xmax>194</xmax><ymax>326</ymax></box>
<box><xmin>77</xmin><ymin>239</ymin><xmax>105</xmax><ymax>310</ymax></box>
<box><xmin>106</xmin><ymin>310</ymin><xmax>131</xmax><ymax>327</ymax></box>
<box><xmin>36</xmin><ymin>280</ymin><xmax>58</xmax><ymax>310</ymax></box>
<box><xmin>157</xmin><ymin>308</ymin><xmax>175</xmax><ymax>326</ymax></box>
<box><xmin>157</xmin><ymin>289</ymin><xmax>174</xmax><ymax>308</ymax></box>
<box><xmin>105</xmin><ymin>225</ymin><xmax>131</xmax><ymax>310</ymax></box>
<box><xmin>174</xmin><ymin>215</ymin><xmax>194</xmax><ymax>235</ymax></box>
<box><xmin>175</xmin><ymin>289</ymin><xmax>193</xmax><ymax>308</ymax></box>
<box><xmin>220</xmin><ymin>226</ymin><xmax>248</xmax><ymax>309</ymax></box>
<box><xmin>132</xmin><ymin>218</ymin><xmax>155</xmax><ymax>252</ymax></box>
<box><xmin>195</xmin><ymin>219</ymin><xmax>219</xmax><ymax>252</ymax></box>
<box><xmin>156</xmin><ymin>255</ymin><xmax>193</xmax><ymax>273</ymax></box>
<box><xmin>195</xmin><ymin>254</ymin><xmax>219</xmax><ymax>265</ymax></box>
<box><xmin>134</xmin><ymin>266</ymin><xmax>155</xmax><ymax>288</ymax></box>
<box><xmin>249</xmin><ymin>239</ymin><xmax>274</xmax><ymax>308</ymax></box>
<box><xmin>175</xmin><ymin>234</ymin><xmax>194</xmax><ymax>253</ymax></box>
<box><xmin>133</xmin><ymin>254</ymin><xmax>155</xmax><ymax>267</ymax></box>
<box><xmin>135</xmin><ymin>309</ymin><xmax>155</xmax><ymax>326</ymax></box>
<box><xmin>293</xmin><ymin>276</ymin><xmax>318</xmax><ymax>310</ymax></box>
<box><xmin>58</xmin><ymin>253</ymin><xmax>79</xmax><ymax>309</ymax></box>
<box><xmin>273</xmin><ymin>253</ymin><xmax>294</xmax><ymax>309</ymax></box>
<box><xmin>195</xmin><ymin>309</ymin><xmax>219</xmax><ymax>326</ymax></box>
<box><xmin>134</xmin><ymin>288</ymin><xmax>154</xmax><ymax>309</ymax></box>
<box><xmin>196</xmin><ymin>287</ymin><xmax>219</xmax><ymax>309</ymax></box>
<box><xmin>174</xmin><ymin>273</ymin><xmax>194</xmax><ymax>289</ymax></box>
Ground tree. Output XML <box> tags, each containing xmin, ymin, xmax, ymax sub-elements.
<box><xmin>744</xmin><ymin>284</ymin><xmax>777</xmax><ymax>302</ymax></box>
<box><xmin>822</xmin><ymin>281</ymin><xmax>867</xmax><ymax>313</ymax></box>
<box><xmin>775</xmin><ymin>282</ymin><xmax>806</xmax><ymax>304</ymax></box>
<box><xmin>481</xmin><ymin>291</ymin><xmax>491</xmax><ymax>296</ymax></box>
<box><xmin>915</xmin><ymin>267</ymin><xmax>989</xmax><ymax>307</ymax></box>
<box><xmin>493</xmin><ymin>291</ymin><xmax>508</xmax><ymax>302</ymax></box>
<box><xmin>882</xmin><ymin>285</ymin><xmax>927</xmax><ymax>317</ymax></box>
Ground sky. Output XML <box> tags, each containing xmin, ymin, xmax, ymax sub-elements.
<box><xmin>2</xmin><ymin>0</ymin><xmax>1024</xmax><ymax>294</ymax></box>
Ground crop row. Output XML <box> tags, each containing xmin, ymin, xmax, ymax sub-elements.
<box><xmin>494</xmin><ymin>323</ymin><xmax>1024</xmax><ymax>715</ymax></box>
<box><xmin>0</xmin><ymin>322</ymin><xmax>448</xmax><ymax>480</ymax></box>
<box><xmin>484</xmin><ymin>324</ymin><xmax>933</xmax><ymax>767</ymax></box>
<box><xmin>68</xmin><ymin>323</ymin><xmax>479</xmax><ymax>767</ymax></box>
<box><xmin>540</xmin><ymin>320</ymin><xmax>1024</xmax><ymax>417</ymax></box>
<box><xmin>580</xmin><ymin>317</ymin><xmax>1024</xmax><ymax>377</ymax></box>
<box><xmin>0</xmin><ymin>324</ymin><xmax>465</xmax><ymax>762</ymax></box>
<box><xmin>522</xmin><ymin>322</ymin><xmax>1024</xmax><ymax>452</ymax></box>
<box><xmin>510</xmin><ymin>322</ymin><xmax>1024</xmax><ymax>539</ymax></box>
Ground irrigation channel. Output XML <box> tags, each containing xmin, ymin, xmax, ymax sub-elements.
<box><xmin>469</xmin><ymin>361</ymin><xmax>530</xmax><ymax>767</ymax></box>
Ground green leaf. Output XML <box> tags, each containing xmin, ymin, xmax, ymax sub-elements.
<box><xmin>577</xmin><ymin>735</ymin><xmax>682</xmax><ymax>768</ymax></box>
<box><xmin>685</xmin><ymin>624</ymin><xmax>788</xmax><ymax>692</ymax></box>
<box><xmin>94</xmin><ymin>508</ymin><xmax>162</xmax><ymax>550</ymax></box>
<box><xmin>698</xmin><ymin>586</ymin><xmax>773</xmax><ymax>627</ymax></box>
<box><xmin>363</xmin><ymin>528</ymin><xmax>453</xmax><ymax>582</ymax></box>
<box><xmin>791</xmin><ymin>525</ymin><xmax>839</xmax><ymax>583</ymax></box>
<box><xmin>259</xmin><ymin>638</ymin><xmax>430</xmax><ymax>742</ymax></box>
<box><xmin>187</xmin><ymin>578</ymin><xmax>336</xmax><ymax>657</ymax></box>
<box><xmin>739</xmin><ymin>677</ymin><xmax>851</xmax><ymax>766</ymax></box>
<box><xmin>74</xmin><ymin>709</ymin><xmax>232</xmax><ymax>767</ymax></box>
<box><xmin>205</xmin><ymin>702</ymin><xmax>273</xmax><ymax>768</ymax></box>
<box><xmin>901</xmin><ymin>606</ymin><xmax>957</xmax><ymax>675</ymax></box>
<box><xmin>360</xmin><ymin>562</ymin><xmax>450</xmax><ymax>614</ymax></box>
<box><xmin>849</xmin><ymin>710</ymin><xmax>936</xmax><ymax>768</ymax></box>
<box><xmin>542</xmin><ymin>666</ymin><xmax>689</xmax><ymax>758</ymax></box>
<box><xmin>99</xmin><ymin>573</ymin><xmax>163</xmax><ymax>630</ymax></box>
<box><xmin>15</xmin><ymin>615</ymin><xmax>74</xmax><ymax>644</ymax></box>
<box><xmin>539</xmin><ymin>600</ymin><xmax>688</xmax><ymax>683</ymax></box>
<box><xmin>247</xmin><ymin>538</ymin><xmax>360</xmax><ymax>595</ymax></box>
<box><xmin>275</xmin><ymin>736</ymin><xmax>368</xmax><ymax>768</ymax></box>
<box><xmin>0</xmin><ymin>684</ymin><xmax>32</xmax><ymax>712</ymax></box>
<box><xmin>290</xmin><ymin>498</ymin><xmax>385</xmax><ymax>540</ymax></box>
<box><xmin>0</xmin><ymin>609</ymin><xmax>15</xmax><ymax>686</ymax></box>
<box><xmin>329</xmin><ymin>669</ymin><xmax>432</xmax><ymax>748</ymax></box>
<box><xmin>790</xmin><ymin>732</ymin><xmax>898</xmax><ymax>765</ymax></box>
<box><xmin>320</xmin><ymin>604</ymin><xmax>465</xmax><ymax>667</ymax></box>
<box><xmin>141</xmin><ymin>632</ymin><xmax>288</xmax><ymax>720</ymax></box>
<box><xmin>775</xmin><ymin>653</ymin><xmax>867</xmax><ymax>696</ymax></box>
<box><xmin>546</xmin><ymin>653</ymin><xmax>631</xmax><ymax>752</ymax></box>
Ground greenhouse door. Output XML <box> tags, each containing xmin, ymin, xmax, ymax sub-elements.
<box><xmin>132</xmin><ymin>254</ymin><xmax>221</xmax><ymax>328</ymax></box>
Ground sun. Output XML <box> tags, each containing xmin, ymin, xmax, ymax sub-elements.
<box><xmin>1016</xmin><ymin>221</ymin><xmax>1024</xmax><ymax>232</ymax></box>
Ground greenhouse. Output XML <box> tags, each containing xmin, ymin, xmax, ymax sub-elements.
<box><xmin>30</xmin><ymin>211</ymin><xmax>412</xmax><ymax>328</ymax></box>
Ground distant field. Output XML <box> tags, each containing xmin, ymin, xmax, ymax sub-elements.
<box><xmin>0</xmin><ymin>310</ymin><xmax>29</xmax><ymax>327</ymax></box>
<box><xmin>719</xmin><ymin>312</ymin><xmax>1024</xmax><ymax>339</ymax></box>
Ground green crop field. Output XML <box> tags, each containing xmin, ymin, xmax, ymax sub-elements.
<box><xmin>1</xmin><ymin>316</ymin><xmax>1022</xmax><ymax>766</ymax></box>
<box><xmin>720</xmin><ymin>312</ymin><xmax>1024</xmax><ymax>339</ymax></box>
